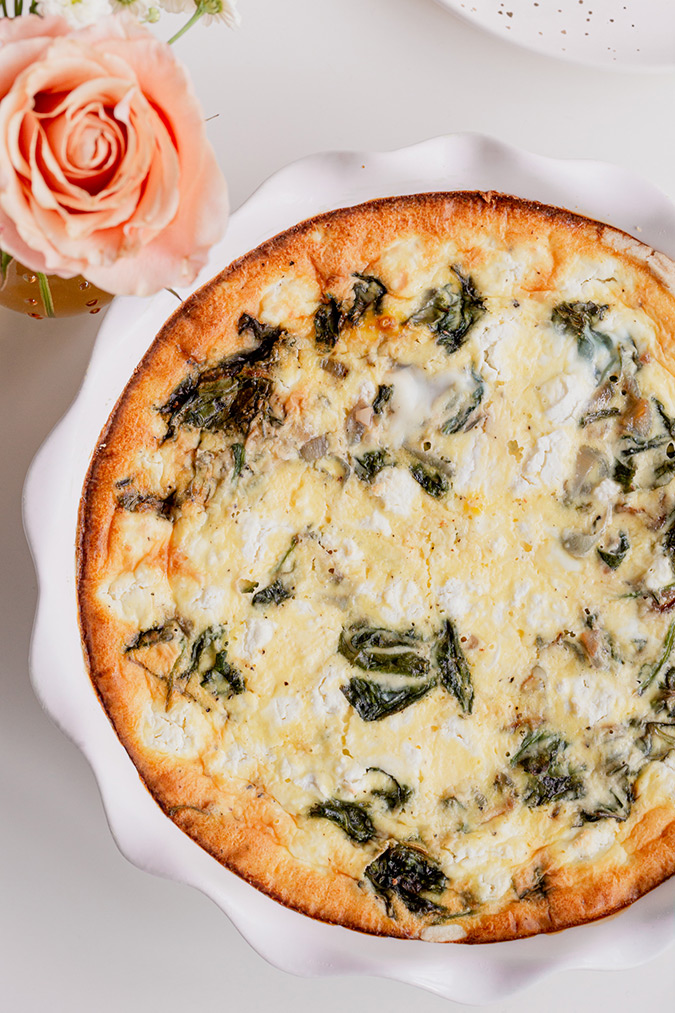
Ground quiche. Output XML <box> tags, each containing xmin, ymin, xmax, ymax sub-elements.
<box><xmin>78</xmin><ymin>192</ymin><xmax>675</xmax><ymax>942</ymax></box>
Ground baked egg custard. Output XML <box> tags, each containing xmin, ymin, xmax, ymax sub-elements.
<box><xmin>79</xmin><ymin>193</ymin><xmax>675</xmax><ymax>941</ymax></box>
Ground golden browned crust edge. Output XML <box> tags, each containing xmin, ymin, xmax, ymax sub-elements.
<box><xmin>77</xmin><ymin>191</ymin><xmax>675</xmax><ymax>942</ymax></box>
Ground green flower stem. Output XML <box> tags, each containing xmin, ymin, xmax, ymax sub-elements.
<box><xmin>37</xmin><ymin>272</ymin><xmax>55</xmax><ymax>318</ymax></box>
<box><xmin>0</xmin><ymin>250</ymin><xmax>12</xmax><ymax>283</ymax></box>
<box><xmin>167</xmin><ymin>4</ymin><xmax>206</xmax><ymax>45</ymax></box>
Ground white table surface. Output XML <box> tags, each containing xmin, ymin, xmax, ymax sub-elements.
<box><xmin>2</xmin><ymin>1</ymin><xmax>675</xmax><ymax>1009</ymax></box>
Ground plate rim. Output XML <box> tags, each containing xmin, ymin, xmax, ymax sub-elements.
<box><xmin>431</xmin><ymin>0</ymin><xmax>675</xmax><ymax>73</ymax></box>
<box><xmin>23</xmin><ymin>132</ymin><xmax>675</xmax><ymax>1004</ymax></box>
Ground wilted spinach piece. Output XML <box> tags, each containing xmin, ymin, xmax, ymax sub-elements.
<box><xmin>597</xmin><ymin>531</ymin><xmax>629</xmax><ymax>570</ymax></box>
<box><xmin>251</xmin><ymin>579</ymin><xmax>292</xmax><ymax>608</ymax></box>
<box><xmin>435</xmin><ymin>619</ymin><xmax>473</xmax><ymax>714</ymax></box>
<box><xmin>664</xmin><ymin>517</ymin><xmax>675</xmax><ymax>567</ymax></box>
<box><xmin>654</xmin><ymin>398</ymin><xmax>675</xmax><ymax>438</ymax></box>
<box><xmin>372</xmin><ymin>384</ymin><xmax>393</xmax><ymax>415</ymax></box>
<box><xmin>638</xmin><ymin>721</ymin><xmax>675</xmax><ymax>760</ymax></box>
<box><xmin>308</xmin><ymin>798</ymin><xmax>376</xmax><ymax>843</ymax></box>
<box><xmin>200</xmin><ymin>653</ymin><xmax>246</xmax><ymax>699</ymax></box>
<box><xmin>231</xmin><ymin>442</ymin><xmax>245</xmax><ymax>479</ymax></box>
<box><xmin>621</xmin><ymin>435</ymin><xmax>667</xmax><ymax>457</ymax></box>
<box><xmin>579</xmin><ymin>407</ymin><xmax>620</xmax><ymax>428</ymax></box>
<box><xmin>185</xmin><ymin>624</ymin><xmax>246</xmax><ymax>699</ymax></box>
<box><xmin>409</xmin><ymin>461</ymin><xmax>449</xmax><ymax>498</ymax></box>
<box><xmin>552</xmin><ymin>301</ymin><xmax>618</xmax><ymax>382</ymax></box>
<box><xmin>117</xmin><ymin>487</ymin><xmax>176</xmax><ymax>520</ymax></box>
<box><xmin>510</xmin><ymin>729</ymin><xmax>583</xmax><ymax>808</ymax></box>
<box><xmin>366</xmin><ymin>768</ymin><xmax>412</xmax><ymax>812</ymax></box>
<box><xmin>408</xmin><ymin>266</ymin><xmax>485</xmax><ymax>354</ymax></box>
<box><xmin>354</xmin><ymin>449</ymin><xmax>390</xmax><ymax>483</ymax></box>
<box><xmin>365</xmin><ymin>843</ymin><xmax>447</xmax><ymax>917</ymax></box>
<box><xmin>313</xmin><ymin>276</ymin><xmax>386</xmax><ymax>348</ymax></box>
<box><xmin>125</xmin><ymin>622</ymin><xmax>178</xmax><ymax>653</ymax></box>
<box><xmin>338</xmin><ymin>624</ymin><xmax>430</xmax><ymax>677</ymax></box>
<box><xmin>160</xmin><ymin>313</ymin><xmax>282</xmax><ymax>437</ymax></box>
<box><xmin>341</xmin><ymin>677</ymin><xmax>434</xmax><ymax>721</ymax></box>
<box><xmin>524</xmin><ymin>771</ymin><xmax>584</xmax><ymax>807</ymax></box>
<box><xmin>441</xmin><ymin>369</ymin><xmax>484</xmax><ymax>435</ymax></box>
<box><xmin>346</xmin><ymin>274</ymin><xmax>387</xmax><ymax>325</ymax></box>
<box><xmin>639</xmin><ymin>620</ymin><xmax>675</xmax><ymax>694</ymax></box>
<box><xmin>314</xmin><ymin>296</ymin><xmax>342</xmax><ymax>348</ymax></box>
<box><xmin>511</xmin><ymin>729</ymin><xmax>565</xmax><ymax>773</ymax></box>
<box><xmin>613</xmin><ymin>456</ymin><xmax>636</xmax><ymax>493</ymax></box>
<box><xmin>580</xmin><ymin>785</ymin><xmax>633</xmax><ymax>823</ymax></box>
<box><xmin>651</xmin><ymin>666</ymin><xmax>675</xmax><ymax>717</ymax></box>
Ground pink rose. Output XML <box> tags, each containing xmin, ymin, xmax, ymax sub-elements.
<box><xmin>0</xmin><ymin>14</ymin><xmax>228</xmax><ymax>296</ymax></box>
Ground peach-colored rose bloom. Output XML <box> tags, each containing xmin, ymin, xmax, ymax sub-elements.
<box><xmin>0</xmin><ymin>14</ymin><xmax>228</xmax><ymax>296</ymax></box>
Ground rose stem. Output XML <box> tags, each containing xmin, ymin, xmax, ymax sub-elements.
<box><xmin>37</xmin><ymin>273</ymin><xmax>55</xmax><ymax>318</ymax></box>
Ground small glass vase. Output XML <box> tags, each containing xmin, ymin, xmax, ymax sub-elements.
<box><xmin>0</xmin><ymin>259</ymin><xmax>113</xmax><ymax>318</ymax></box>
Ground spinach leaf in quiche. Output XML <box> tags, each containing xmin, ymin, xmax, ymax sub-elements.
<box><xmin>251</xmin><ymin>579</ymin><xmax>292</xmax><ymax>608</ymax></box>
<box><xmin>435</xmin><ymin>619</ymin><xmax>474</xmax><ymax>714</ymax></box>
<box><xmin>231</xmin><ymin>442</ymin><xmax>245</xmax><ymax>479</ymax></box>
<box><xmin>314</xmin><ymin>296</ymin><xmax>342</xmax><ymax>348</ymax></box>
<box><xmin>185</xmin><ymin>624</ymin><xmax>246</xmax><ymax>699</ymax></box>
<box><xmin>338</xmin><ymin>624</ymin><xmax>430</xmax><ymax>677</ymax></box>
<box><xmin>372</xmin><ymin>384</ymin><xmax>393</xmax><ymax>415</ymax></box>
<box><xmin>638</xmin><ymin>620</ymin><xmax>675</xmax><ymax>694</ymax></box>
<box><xmin>308</xmin><ymin>799</ymin><xmax>376</xmax><ymax>843</ymax></box>
<box><xmin>597</xmin><ymin>531</ymin><xmax>630</xmax><ymax>570</ymax></box>
<box><xmin>441</xmin><ymin>368</ymin><xmax>485</xmax><ymax>435</ymax></box>
<box><xmin>341</xmin><ymin>676</ymin><xmax>434</xmax><ymax>721</ymax></box>
<box><xmin>408</xmin><ymin>266</ymin><xmax>485</xmax><ymax>354</ymax></box>
<box><xmin>365</xmin><ymin>768</ymin><xmax>413</xmax><ymax>812</ymax></box>
<box><xmin>354</xmin><ymin>449</ymin><xmax>391</xmax><ymax>483</ymax></box>
<box><xmin>126</xmin><ymin>622</ymin><xmax>180</xmax><ymax>652</ymax></box>
<box><xmin>314</xmin><ymin>276</ymin><xmax>387</xmax><ymax>348</ymax></box>
<box><xmin>613</xmin><ymin>456</ymin><xmax>636</xmax><ymax>494</ymax></box>
<box><xmin>200</xmin><ymin>652</ymin><xmax>246</xmax><ymax>699</ymax></box>
<box><xmin>638</xmin><ymin>721</ymin><xmax>675</xmax><ymax>761</ymax></box>
<box><xmin>510</xmin><ymin>729</ymin><xmax>583</xmax><ymax>807</ymax></box>
<box><xmin>365</xmin><ymin>843</ymin><xmax>447</xmax><ymax>917</ymax></box>
<box><xmin>346</xmin><ymin>274</ymin><xmax>387</xmax><ymax>325</ymax></box>
<box><xmin>651</xmin><ymin>666</ymin><xmax>675</xmax><ymax>718</ymax></box>
<box><xmin>116</xmin><ymin>486</ymin><xmax>176</xmax><ymax>520</ymax></box>
<box><xmin>580</xmin><ymin>786</ymin><xmax>633</xmax><ymax>824</ymax></box>
<box><xmin>552</xmin><ymin>301</ymin><xmax>620</xmax><ymax>382</ymax></box>
<box><xmin>160</xmin><ymin>313</ymin><xmax>282</xmax><ymax>438</ymax></box>
<box><xmin>409</xmin><ymin>461</ymin><xmax>449</xmax><ymax>498</ymax></box>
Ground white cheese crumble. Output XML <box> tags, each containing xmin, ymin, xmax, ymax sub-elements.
<box><xmin>238</xmin><ymin>513</ymin><xmax>291</xmax><ymax>565</ymax></box>
<box><xmin>644</xmin><ymin>553</ymin><xmax>673</xmax><ymax>592</ymax></box>
<box><xmin>268</xmin><ymin>695</ymin><xmax>302</xmax><ymax>724</ymax></box>
<box><xmin>359</xmin><ymin>510</ymin><xmax>392</xmax><ymax>536</ymax></box>
<box><xmin>242</xmin><ymin>617</ymin><xmax>276</xmax><ymax>659</ymax></box>
<box><xmin>372</xmin><ymin>466</ymin><xmax>421</xmax><ymax>517</ymax></box>
<box><xmin>452</xmin><ymin>431</ymin><xmax>487</xmax><ymax>495</ymax></box>
<box><xmin>559</xmin><ymin>675</ymin><xmax>626</xmax><ymax>725</ymax></box>
<box><xmin>437</xmin><ymin>578</ymin><xmax>474</xmax><ymax>619</ymax></box>
<box><xmin>142</xmin><ymin>701</ymin><xmax>201</xmax><ymax>756</ymax></box>
<box><xmin>311</xmin><ymin>663</ymin><xmax>349</xmax><ymax>718</ymax></box>
<box><xmin>513</xmin><ymin>430</ymin><xmax>572</xmax><ymax>496</ymax></box>
<box><xmin>381</xmin><ymin>578</ymin><xmax>426</xmax><ymax>625</ymax></box>
<box><xmin>538</xmin><ymin>367</ymin><xmax>595</xmax><ymax>424</ymax></box>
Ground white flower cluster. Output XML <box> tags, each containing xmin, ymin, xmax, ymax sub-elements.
<box><xmin>34</xmin><ymin>0</ymin><xmax>240</xmax><ymax>30</ymax></box>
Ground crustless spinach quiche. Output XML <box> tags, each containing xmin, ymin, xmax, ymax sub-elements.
<box><xmin>78</xmin><ymin>193</ymin><xmax>675</xmax><ymax>942</ymax></box>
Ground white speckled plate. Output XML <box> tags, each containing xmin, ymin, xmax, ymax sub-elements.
<box><xmin>435</xmin><ymin>0</ymin><xmax>675</xmax><ymax>70</ymax></box>
<box><xmin>24</xmin><ymin>135</ymin><xmax>675</xmax><ymax>1004</ymax></box>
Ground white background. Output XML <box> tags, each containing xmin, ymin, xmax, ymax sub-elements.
<box><xmin>2</xmin><ymin>1</ymin><xmax>675</xmax><ymax>1009</ymax></box>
